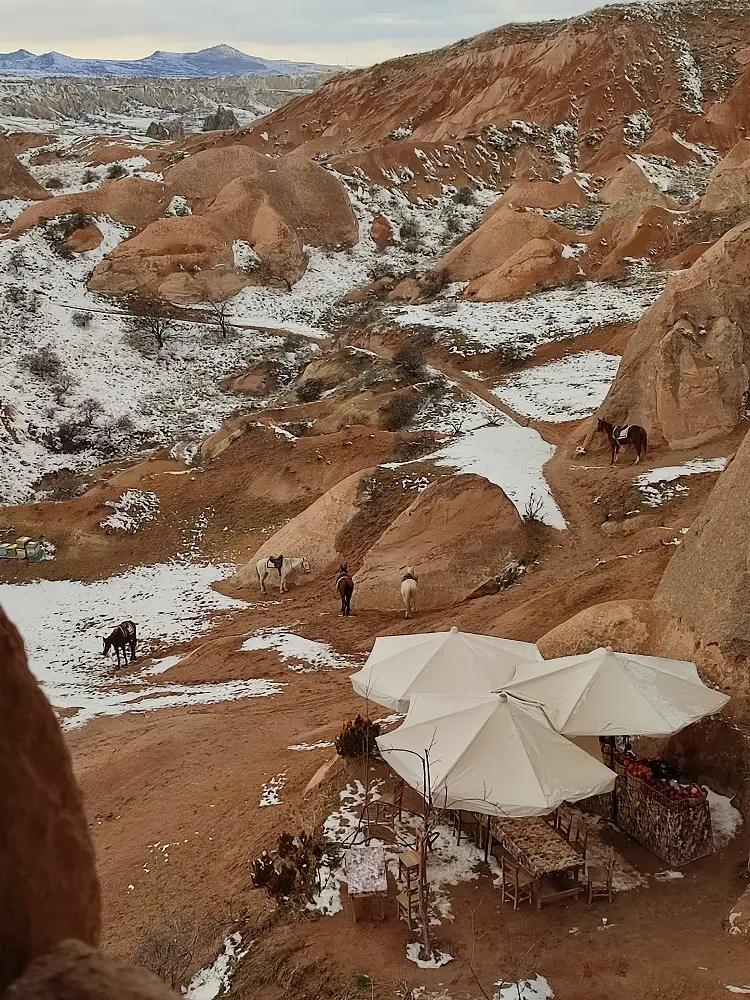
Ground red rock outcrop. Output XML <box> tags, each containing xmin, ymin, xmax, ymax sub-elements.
<box><xmin>0</xmin><ymin>133</ymin><xmax>50</xmax><ymax>201</ymax></box>
<box><xmin>700</xmin><ymin>139</ymin><xmax>750</xmax><ymax>213</ymax></box>
<box><xmin>0</xmin><ymin>606</ymin><xmax>100</xmax><ymax>990</ymax></box>
<box><xmin>371</xmin><ymin>213</ymin><xmax>393</xmax><ymax>246</ymax></box>
<box><xmin>462</xmin><ymin>237</ymin><xmax>582</xmax><ymax>301</ymax></box>
<box><xmin>353</xmin><ymin>475</ymin><xmax>528</xmax><ymax>611</ymax></box>
<box><xmin>490</xmin><ymin>174</ymin><xmax>588</xmax><ymax>213</ymax></box>
<box><xmin>439</xmin><ymin>206</ymin><xmax>575</xmax><ymax>282</ymax></box>
<box><xmin>3</xmin><ymin>940</ymin><xmax>179</xmax><ymax>1000</ymax></box>
<box><xmin>9</xmin><ymin>179</ymin><xmax>171</xmax><ymax>235</ymax></box>
<box><xmin>88</xmin><ymin>147</ymin><xmax>357</xmax><ymax>301</ymax></box>
<box><xmin>599</xmin><ymin>218</ymin><xmax>750</xmax><ymax>449</ymax></box>
<box><xmin>653</xmin><ymin>437</ymin><xmax>750</xmax><ymax>704</ymax></box>
<box><xmin>65</xmin><ymin>224</ymin><xmax>104</xmax><ymax>253</ymax></box>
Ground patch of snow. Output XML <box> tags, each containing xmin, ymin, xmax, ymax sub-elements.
<box><xmin>260</xmin><ymin>771</ymin><xmax>287</xmax><ymax>806</ymax></box>
<box><xmin>494</xmin><ymin>352</ymin><xmax>621</xmax><ymax>423</ymax></box>
<box><xmin>166</xmin><ymin>195</ymin><xmax>191</xmax><ymax>216</ymax></box>
<box><xmin>232</xmin><ymin>239</ymin><xmax>261</xmax><ymax>271</ymax></box>
<box><xmin>495</xmin><ymin>976</ymin><xmax>554</xmax><ymax>1000</ymax></box>
<box><xmin>0</xmin><ymin>197</ymin><xmax>32</xmax><ymax>223</ymax></box>
<box><xmin>386</xmin><ymin>423</ymin><xmax>566</xmax><ymax>529</ymax></box>
<box><xmin>141</xmin><ymin>654</ymin><xmax>183</xmax><ymax>676</ymax></box>
<box><xmin>405</xmin><ymin>943</ymin><xmax>453</xmax><ymax>969</ymax></box>
<box><xmin>634</xmin><ymin>458</ymin><xmax>726</xmax><ymax>507</ymax></box>
<box><xmin>185</xmin><ymin>933</ymin><xmax>249</xmax><ymax>1000</ymax></box>
<box><xmin>100</xmin><ymin>489</ymin><xmax>160</xmax><ymax>532</ymax></box>
<box><xmin>726</xmin><ymin>988</ymin><xmax>750</xmax><ymax>995</ymax></box>
<box><xmin>241</xmin><ymin>627</ymin><xmax>358</xmax><ymax>671</ymax></box>
<box><xmin>288</xmin><ymin>741</ymin><xmax>334</xmax><ymax>751</ymax></box>
<box><xmin>561</xmin><ymin>243</ymin><xmax>588</xmax><ymax>259</ymax></box>
<box><xmin>671</xmin><ymin>37</ymin><xmax>704</xmax><ymax>113</ymax></box>
<box><xmin>654</xmin><ymin>870</ymin><xmax>684</xmax><ymax>882</ymax></box>
<box><xmin>391</xmin><ymin>273</ymin><xmax>668</xmax><ymax>357</ymax></box>
<box><xmin>624</xmin><ymin>110</ymin><xmax>653</xmax><ymax>147</ymax></box>
<box><xmin>708</xmin><ymin>790</ymin><xmax>744</xmax><ymax>849</ymax></box>
<box><xmin>0</xmin><ymin>561</ymin><xmax>283</xmax><ymax>728</ymax></box>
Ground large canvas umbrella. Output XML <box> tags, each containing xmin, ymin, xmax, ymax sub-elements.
<box><xmin>503</xmin><ymin>646</ymin><xmax>730</xmax><ymax>737</ymax></box>
<box><xmin>350</xmin><ymin>627</ymin><xmax>542</xmax><ymax>713</ymax></box>
<box><xmin>376</xmin><ymin>693</ymin><xmax>616</xmax><ymax>817</ymax></box>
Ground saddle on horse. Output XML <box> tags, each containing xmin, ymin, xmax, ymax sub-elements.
<box><xmin>267</xmin><ymin>554</ymin><xmax>284</xmax><ymax>572</ymax></box>
<box><xmin>613</xmin><ymin>425</ymin><xmax>631</xmax><ymax>444</ymax></box>
<box><xmin>402</xmin><ymin>572</ymin><xmax>417</xmax><ymax>583</ymax></box>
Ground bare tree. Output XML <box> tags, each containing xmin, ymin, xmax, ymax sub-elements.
<box><xmin>191</xmin><ymin>275</ymin><xmax>235</xmax><ymax>340</ymax></box>
<box><xmin>126</xmin><ymin>295</ymin><xmax>176</xmax><ymax>353</ymax></box>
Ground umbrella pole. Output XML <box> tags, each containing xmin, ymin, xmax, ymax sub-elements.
<box><xmin>484</xmin><ymin>815</ymin><xmax>491</xmax><ymax>862</ymax></box>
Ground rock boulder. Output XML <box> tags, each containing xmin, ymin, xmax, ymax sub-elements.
<box><xmin>0</xmin><ymin>133</ymin><xmax>51</xmax><ymax>201</ymax></box>
<box><xmin>353</xmin><ymin>475</ymin><xmax>528</xmax><ymax>611</ymax></box>
<box><xmin>462</xmin><ymin>237</ymin><xmax>581</xmax><ymax>302</ymax></box>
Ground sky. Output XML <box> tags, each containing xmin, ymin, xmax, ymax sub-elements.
<box><xmin>2</xmin><ymin>0</ymin><xmax>638</xmax><ymax>66</ymax></box>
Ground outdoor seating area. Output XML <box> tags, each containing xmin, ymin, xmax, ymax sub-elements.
<box><xmin>337</xmin><ymin>627</ymin><xmax>731</xmax><ymax>936</ymax></box>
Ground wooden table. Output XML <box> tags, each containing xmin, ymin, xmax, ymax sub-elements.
<box><xmin>490</xmin><ymin>817</ymin><xmax>584</xmax><ymax>909</ymax></box>
<box><xmin>344</xmin><ymin>845</ymin><xmax>388</xmax><ymax>922</ymax></box>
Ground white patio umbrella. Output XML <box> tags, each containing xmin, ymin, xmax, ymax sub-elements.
<box><xmin>503</xmin><ymin>646</ymin><xmax>730</xmax><ymax>737</ymax></box>
<box><xmin>376</xmin><ymin>692</ymin><xmax>616</xmax><ymax>817</ymax></box>
<box><xmin>350</xmin><ymin>626</ymin><xmax>542</xmax><ymax>713</ymax></box>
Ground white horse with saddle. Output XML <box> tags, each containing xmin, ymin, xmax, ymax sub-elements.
<box><xmin>256</xmin><ymin>554</ymin><xmax>311</xmax><ymax>594</ymax></box>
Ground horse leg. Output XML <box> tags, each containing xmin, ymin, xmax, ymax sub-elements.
<box><xmin>130</xmin><ymin>640</ymin><xmax>136</xmax><ymax>662</ymax></box>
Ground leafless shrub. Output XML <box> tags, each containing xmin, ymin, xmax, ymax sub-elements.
<box><xmin>379</xmin><ymin>391</ymin><xmax>421</xmax><ymax>431</ymax></box>
<box><xmin>45</xmin><ymin>176</ymin><xmax>64</xmax><ymax>190</ymax></box>
<box><xmin>251</xmin><ymin>830</ymin><xmax>327</xmax><ymax>908</ymax></box>
<box><xmin>82</xmin><ymin>168</ymin><xmax>98</xmax><ymax>184</ymax></box>
<box><xmin>496</xmin><ymin>340</ymin><xmax>531</xmax><ymax>369</ymax></box>
<box><xmin>296</xmin><ymin>378</ymin><xmax>326</xmax><ymax>403</ymax></box>
<box><xmin>399</xmin><ymin>217</ymin><xmax>420</xmax><ymax>240</ymax></box>
<box><xmin>523</xmin><ymin>492</ymin><xmax>545</xmax><ymax>524</ymax></box>
<box><xmin>392</xmin><ymin>342</ymin><xmax>425</xmax><ymax>379</ymax></box>
<box><xmin>72</xmin><ymin>310</ymin><xmax>93</xmax><ymax>328</ymax></box>
<box><xmin>19</xmin><ymin>345</ymin><xmax>63</xmax><ymax>380</ymax></box>
<box><xmin>106</xmin><ymin>163</ymin><xmax>128</xmax><ymax>180</ymax></box>
<box><xmin>130</xmin><ymin>919</ymin><xmax>200</xmax><ymax>991</ymax></box>
<box><xmin>453</xmin><ymin>186</ymin><xmax>477</xmax><ymax>206</ymax></box>
<box><xmin>50</xmin><ymin>369</ymin><xmax>79</xmax><ymax>405</ymax></box>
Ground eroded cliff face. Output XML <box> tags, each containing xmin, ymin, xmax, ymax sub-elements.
<box><xmin>0</xmin><ymin>606</ymin><xmax>101</xmax><ymax>990</ymax></box>
<box><xmin>599</xmin><ymin>220</ymin><xmax>750</xmax><ymax>449</ymax></box>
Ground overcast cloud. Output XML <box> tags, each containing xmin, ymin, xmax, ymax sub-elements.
<box><xmin>2</xmin><ymin>0</ymin><xmax>639</xmax><ymax>66</ymax></box>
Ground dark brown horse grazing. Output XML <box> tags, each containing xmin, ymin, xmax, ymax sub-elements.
<box><xmin>597</xmin><ymin>419</ymin><xmax>648</xmax><ymax>465</ymax></box>
<box><xmin>103</xmin><ymin>620</ymin><xmax>137</xmax><ymax>667</ymax></box>
<box><xmin>336</xmin><ymin>565</ymin><xmax>354</xmax><ymax>617</ymax></box>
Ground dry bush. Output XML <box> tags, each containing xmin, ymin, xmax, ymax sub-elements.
<box><xmin>19</xmin><ymin>345</ymin><xmax>62</xmax><ymax>380</ymax></box>
<box><xmin>251</xmin><ymin>830</ymin><xmax>327</xmax><ymax>908</ymax></box>
<box><xmin>379</xmin><ymin>391</ymin><xmax>421</xmax><ymax>431</ymax></box>
<box><xmin>453</xmin><ymin>186</ymin><xmax>477</xmax><ymax>206</ymax></box>
<box><xmin>125</xmin><ymin>295</ymin><xmax>176</xmax><ymax>353</ymax></box>
<box><xmin>82</xmin><ymin>168</ymin><xmax>98</xmax><ymax>184</ymax></box>
<box><xmin>523</xmin><ymin>492</ymin><xmax>545</xmax><ymax>524</ymax></box>
<box><xmin>130</xmin><ymin>919</ymin><xmax>200</xmax><ymax>991</ymax></box>
<box><xmin>106</xmin><ymin>163</ymin><xmax>128</xmax><ymax>180</ymax></box>
<box><xmin>392</xmin><ymin>342</ymin><xmax>425</xmax><ymax>379</ymax></box>
<box><xmin>45</xmin><ymin>176</ymin><xmax>64</xmax><ymax>190</ymax></box>
<box><xmin>335</xmin><ymin>715</ymin><xmax>381</xmax><ymax>759</ymax></box>
<box><xmin>296</xmin><ymin>378</ymin><xmax>326</xmax><ymax>403</ymax></box>
<box><xmin>72</xmin><ymin>310</ymin><xmax>92</xmax><ymax>328</ymax></box>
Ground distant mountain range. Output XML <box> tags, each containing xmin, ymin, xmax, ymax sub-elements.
<box><xmin>0</xmin><ymin>44</ymin><xmax>342</xmax><ymax>79</ymax></box>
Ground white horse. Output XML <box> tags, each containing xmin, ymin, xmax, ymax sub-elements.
<box><xmin>400</xmin><ymin>566</ymin><xmax>418</xmax><ymax>620</ymax></box>
<box><xmin>256</xmin><ymin>555</ymin><xmax>311</xmax><ymax>595</ymax></box>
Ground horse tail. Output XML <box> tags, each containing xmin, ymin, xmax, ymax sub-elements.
<box><xmin>643</xmin><ymin>428</ymin><xmax>648</xmax><ymax>454</ymax></box>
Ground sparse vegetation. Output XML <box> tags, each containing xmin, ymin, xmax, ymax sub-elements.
<box><xmin>124</xmin><ymin>295</ymin><xmax>176</xmax><ymax>354</ymax></box>
<box><xmin>496</xmin><ymin>340</ymin><xmax>531</xmax><ymax>369</ymax></box>
<box><xmin>522</xmin><ymin>492</ymin><xmax>545</xmax><ymax>524</ymax></box>
<box><xmin>72</xmin><ymin>310</ymin><xmax>93</xmax><ymax>328</ymax></box>
<box><xmin>19</xmin><ymin>345</ymin><xmax>63</xmax><ymax>380</ymax></box>
<box><xmin>296</xmin><ymin>378</ymin><xmax>327</xmax><ymax>403</ymax></box>
<box><xmin>379</xmin><ymin>391</ymin><xmax>422</xmax><ymax>431</ymax></box>
<box><xmin>106</xmin><ymin>163</ymin><xmax>128</xmax><ymax>180</ymax></box>
<box><xmin>335</xmin><ymin>715</ymin><xmax>381</xmax><ymax>759</ymax></box>
<box><xmin>453</xmin><ymin>185</ymin><xmax>477</xmax><ymax>206</ymax></box>
<box><xmin>399</xmin><ymin>217</ymin><xmax>421</xmax><ymax>240</ymax></box>
<box><xmin>45</xmin><ymin>176</ymin><xmax>64</xmax><ymax>190</ymax></box>
<box><xmin>392</xmin><ymin>342</ymin><xmax>425</xmax><ymax>379</ymax></box>
<box><xmin>251</xmin><ymin>830</ymin><xmax>327</xmax><ymax>908</ymax></box>
<box><xmin>82</xmin><ymin>168</ymin><xmax>98</xmax><ymax>184</ymax></box>
<box><xmin>130</xmin><ymin>919</ymin><xmax>200</xmax><ymax>991</ymax></box>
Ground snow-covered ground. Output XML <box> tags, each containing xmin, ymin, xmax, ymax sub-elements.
<box><xmin>185</xmin><ymin>933</ymin><xmax>250</xmax><ymax>1000</ymax></box>
<box><xmin>100</xmin><ymin>489</ymin><xmax>160</xmax><ymax>532</ymax></box>
<box><xmin>634</xmin><ymin>458</ymin><xmax>726</xmax><ymax>507</ymax></box>
<box><xmin>390</xmin><ymin>273</ymin><xmax>668</xmax><ymax>357</ymax></box>
<box><xmin>0</xmin><ymin>222</ymin><xmax>286</xmax><ymax>503</ymax></box>
<box><xmin>241</xmin><ymin>627</ymin><xmax>360</xmax><ymax>671</ymax></box>
<box><xmin>0</xmin><ymin>560</ymin><xmax>284</xmax><ymax>728</ymax></box>
<box><xmin>494</xmin><ymin>352</ymin><xmax>622</xmax><ymax>423</ymax></box>
<box><xmin>386</xmin><ymin>421</ymin><xmax>565</xmax><ymax>529</ymax></box>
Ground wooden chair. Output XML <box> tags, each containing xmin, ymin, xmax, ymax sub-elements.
<box><xmin>587</xmin><ymin>848</ymin><xmax>615</xmax><ymax>903</ymax></box>
<box><xmin>499</xmin><ymin>857</ymin><xmax>534</xmax><ymax>910</ymax></box>
<box><xmin>452</xmin><ymin>810</ymin><xmax>482</xmax><ymax>847</ymax></box>
<box><xmin>397</xmin><ymin>849</ymin><xmax>420</xmax><ymax>892</ymax></box>
<box><xmin>556</xmin><ymin>803</ymin><xmax>573</xmax><ymax>839</ymax></box>
<box><xmin>572</xmin><ymin>819</ymin><xmax>589</xmax><ymax>857</ymax></box>
<box><xmin>396</xmin><ymin>886</ymin><xmax>422</xmax><ymax>930</ymax></box>
<box><xmin>375</xmin><ymin>780</ymin><xmax>404</xmax><ymax>826</ymax></box>
<box><xmin>543</xmin><ymin>808</ymin><xmax>558</xmax><ymax>828</ymax></box>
